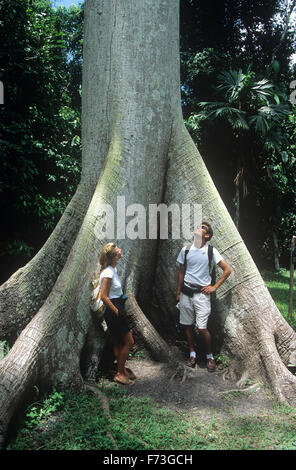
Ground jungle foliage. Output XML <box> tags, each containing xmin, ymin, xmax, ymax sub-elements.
<box><xmin>0</xmin><ymin>0</ymin><xmax>83</xmax><ymax>282</ymax></box>
<box><xmin>180</xmin><ymin>0</ymin><xmax>296</xmax><ymax>268</ymax></box>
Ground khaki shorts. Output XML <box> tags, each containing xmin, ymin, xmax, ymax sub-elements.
<box><xmin>179</xmin><ymin>291</ymin><xmax>211</xmax><ymax>329</ymax></box>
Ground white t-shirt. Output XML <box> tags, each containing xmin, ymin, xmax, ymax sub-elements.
<box><xmin>177</xmin><ymin>244</ymin><xmax>223</xmax><ymax>286</ymax></box>
<box><xmin>99</xmin><ymin>266</ymin><xmax>123</xmax><ymax>299</ymax></box>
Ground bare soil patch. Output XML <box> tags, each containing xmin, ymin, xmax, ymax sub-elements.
<box><xmin>118</xmin><ymin>355</ymin><xmax>276</xmax><ymax>422</ymax></box>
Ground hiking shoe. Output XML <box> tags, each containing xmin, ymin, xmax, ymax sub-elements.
<box><xmin>186</xmin><ymin>356</ymin><xmax>196</xmax><ymax>368</ymax></box>
<box><xmin>206</xmin><ymin>358</ymin><xmax>216</xmax><ymax>372</ymax></box>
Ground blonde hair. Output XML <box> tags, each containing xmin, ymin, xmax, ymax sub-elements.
<box><xmin>92</xmin><ymin>243</ymin><xmax>118</xmax><ymax>288</ymax></box>
<box><xmin>98</xmin><ymin>242</ymin><xmax>118</xmax><ymax>273</ymax></box>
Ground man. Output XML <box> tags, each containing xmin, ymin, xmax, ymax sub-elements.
<box><xmin>176</xmin><ymin>222</ymin><xmax>231</xmax><ymax>372</ymax></box>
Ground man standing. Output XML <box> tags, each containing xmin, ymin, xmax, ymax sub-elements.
<box><xmin>176</xmin><ymin>222</ymin><xmax>231</xmax><ymax>371</ymax></box>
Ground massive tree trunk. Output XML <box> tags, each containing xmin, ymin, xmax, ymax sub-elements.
<box><xmin>1</xmin><ymin>0</ymin><xmax>296</xmax><ymax>448</ymax></box>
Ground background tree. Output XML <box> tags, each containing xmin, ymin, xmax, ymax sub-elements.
<box><xmin>0</xmin><ymin>0</ymin><xmax>82</xmax><ymax>283</ymax></box>
<box><xmin>258</xmin><ymin>108</ymin><xmax>296</xmax><ymax>268</ymax></box>
<box><xmin>197</xmin><ymin>69</ymin><xmax>290</xmax><ymax>229</ymax></box>
<box><xmin>180</xmin><ymin>0</ymin><xmax>296</xmax><ymax>269</ymax></box>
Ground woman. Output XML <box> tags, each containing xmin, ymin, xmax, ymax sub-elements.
<box><xmin>98</xmin><ymin>242</ymin><xmax>136</xmax><ymax>385</ymax></box>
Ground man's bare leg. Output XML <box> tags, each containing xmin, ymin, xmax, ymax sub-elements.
<box><xmin>197</xmin><ymin>328</ymin><xmax>212</xmax><ymax>354</ymax></box>
<box><xmin>185</xmin><ymin>325</ymin><xmax>196</xmax><ymax>366</ymax></box>
<box><xmin>185</xmin><ymin>325</ymin><xmax>195</xmax><ymax>353</ymax></box>
<box><xmin>198</xmin><ymin>328</ymin><xmax>216</xmax><ymax>371</ymax></box>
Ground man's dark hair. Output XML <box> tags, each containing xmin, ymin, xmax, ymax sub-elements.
<box><xmin>202</xmin><ymin>221</ymin><xmax>213</xmax><ymax>240</ymax></box>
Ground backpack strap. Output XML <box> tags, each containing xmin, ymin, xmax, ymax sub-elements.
<box><xmin>208</xmin><ymin>244</ymin><xmax>216</xmax><ymax>286</ymax></box>
<box><xmin>208</xmin><ymin>244</ymin><xmax>213</xmax><ymax>273</ymax></box>
<box><xmin>184</xmin><ymin>244</ymin><xmax>192</xmax><ymax>273</ymax></box>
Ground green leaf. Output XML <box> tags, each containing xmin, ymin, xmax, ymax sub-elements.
<box><xmin>271</xmin><ymin>60</ymin><xmax>280</xmax><ymax>74</ymax></box>
<box><xmin>280</xmin><ymin>151</ymin><xmax>289</xmax><ymax>163</ymax></box>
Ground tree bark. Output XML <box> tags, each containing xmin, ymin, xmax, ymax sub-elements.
<box><xmin>233</xmin><ymin>182</ymin><xmax>240</xmax><ymax>229</ymax></box>
<box><xmin>1</xmin><ymin>0</ymin><xmax>296</xmax><ymax>449</ymax></box>
<box><xmin>272</xmin><ymin>229</ymin><xmax>281</xmax><ymax>272</ymax></box>
<box><xmin>0</xmin><ymin>181</ymin><xmax>94</xmax><ymax>346</ymax></box>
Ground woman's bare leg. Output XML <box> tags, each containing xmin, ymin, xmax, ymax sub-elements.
<box><xmin>114</xmin><ymin>332</ymin><xmax>134</xmax><ymax>382</ymax></box>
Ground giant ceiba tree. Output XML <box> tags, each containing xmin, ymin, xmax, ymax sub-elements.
<box><xmin>1</xmin><ymin>0</ymin><xmax>296</xmax><ymax>448</ymax></box>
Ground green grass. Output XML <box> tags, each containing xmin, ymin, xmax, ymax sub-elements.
<box><xmin>7</xmin><ymin>268</ymin><xmax>296</xmax><ymax>450</ymax></box>
<box><xmin>7</xmin><ymin>389</ymin><xmax>111</xmax><ymax>450</ymax></box>
<box><xmin>7</xmin><ymin>384</ymin><xmax>296</xmax><ymax>451</ymax></box>
<box><xmin>261</xmin><ymin>268</ymin><xmax>296</xmax><ymax>331</ymax></box>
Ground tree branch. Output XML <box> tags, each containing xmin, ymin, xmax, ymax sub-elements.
<box><xmin>270</xmin><ymin>0</ymin><xmax>296</xmax><ymax>65</ymax></box>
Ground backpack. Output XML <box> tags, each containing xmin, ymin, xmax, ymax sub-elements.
<box><xmin>90</xmin><ymin>278</ymin><xmax>106</xmax><ymax>315</ymax></box>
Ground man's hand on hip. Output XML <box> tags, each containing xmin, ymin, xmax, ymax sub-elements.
<box><xmin>201</xmin><ymin>285</ymin><xmax>216</xmax><ymax>295</ymax></box>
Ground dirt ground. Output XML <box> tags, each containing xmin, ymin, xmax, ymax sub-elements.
<box><xmin>118</xmin><ymin>353</ymin><xmax>276</xmax><ymax>421</ymax></box>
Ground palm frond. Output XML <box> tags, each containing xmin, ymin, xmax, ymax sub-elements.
<box><xmin>217</xmin><ymin>69</ymin><xmax>246</xmax><ymax>102</ymax></box>
<box><xmin>258</xmin><ymin>104</ymin><xmax>290</xmax><ymax>121</ymax></box>
<box><xmin>199</xmin><ymin>102</ymin><xmax>249</xmax><ymax>130</ymax></box>
<box><xmin>249</xmin><ymin>114</ymin><xmax>270</xmax><ymax>135</ymax></box>
<box><xmin>251</xmin><ymin>79</ymin><xmax>274</xmax><ymax>97</ymax></box>
<box><xmin>199</xmin><ymin>101</ymin><xmax>229</xmax><ymax>109</ymax></box>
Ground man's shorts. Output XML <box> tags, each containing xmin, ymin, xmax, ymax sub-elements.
<box><xmin>179</xmin><ymin>291</ymin><xmax>211</xmax><ymax>329</ymax></box>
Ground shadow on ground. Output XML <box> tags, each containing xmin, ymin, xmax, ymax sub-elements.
<box><xmin>116</xmin><ymin>356</ymin><xmax>276</xmax><ymax>421</ymax></box>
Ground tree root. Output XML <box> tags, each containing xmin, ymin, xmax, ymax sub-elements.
<box><xmin>235</xmin><ymin>370</ymin><xmax>250</xmax><ymax>388</ymax></box>
<box><xmin>0</xmin><ymin>182</ymin><xmax>93</xmax><ymax>346</ymax></box>
<box><xmin>126</xmin><ymin>295</ymin><xmax>197</xmax><ymax>383</ymax></box>
<box><xmin>85</xmin><ymin>382</ymin><xmax>150</xmax><ymax>449</ymax></box>
<box><xmin>125</xmin><ymin>295</ymin><xmax>175</xmax><ymax>363</ymax></box>
<box><xmin>85</xmin><ymin>382</ymin><xmax>118</xmax><ymax>450</ymax></box>
<box><xmin>169</xmin><ymin>363</ymin><xmax>197</xmax><ymax>383</ymax></box>
<box><xmin>217</xmin><ymin>383</ymin><xmax>260</xmax><ymax>396</ymax></box>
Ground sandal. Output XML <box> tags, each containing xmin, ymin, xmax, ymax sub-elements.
<box><xmin>125</xmin><ymin>367</ymin><xmax>137</xmax><ymax>380</ymax></box>
<box><xmin>114</xmin><ymin>375</ymin><xmax>134</xmax><ymax>385</ymax></box>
